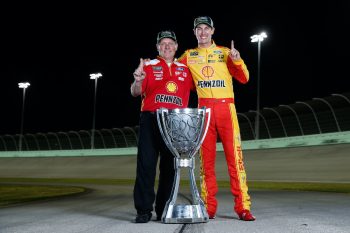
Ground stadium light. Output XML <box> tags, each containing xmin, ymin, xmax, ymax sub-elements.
<box><xmin>90</xmin><ymin>73</ymin><xmax>102</xmax><ymax>149</ymax></box>
<box><xmin>18</xmin><ymin>82</ymin><xmax>30</xmax><ymax>151</ymax></box>
<box><xmin>251</xmin><ymin>32</ymin><xmax>267</xmax><ymax>140</ymax></box>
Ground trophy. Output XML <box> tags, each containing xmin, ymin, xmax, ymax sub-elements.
<box><xmin>156</xmin><ymin>107</ymin><xmax>211</xmax><ymax>223</ymax></box>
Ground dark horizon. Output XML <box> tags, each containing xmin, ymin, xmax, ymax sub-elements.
<box><xmin>1</xmin><ymin>1</ymin><xmax>349</xmax><ymax>135</ymax></box>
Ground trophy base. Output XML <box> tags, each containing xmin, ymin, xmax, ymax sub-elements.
<box><xmin>162</xmin><ymin>204</ymin><xmax>209</xmax><ymax>223</ymax></box>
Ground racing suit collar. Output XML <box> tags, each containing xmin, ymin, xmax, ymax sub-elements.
<box><xmin>197</xmin><ymin>40</ymin><xmax>216</xmax><ymax>51</ymax></box>
<box><xmin>157</xmin><ymin>55</ymin><xmax>175</xmax><ymax>64</ymax></box>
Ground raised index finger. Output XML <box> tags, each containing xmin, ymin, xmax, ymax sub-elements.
<box><xmin>138</xmin><ymin>58</ymin><xmax>144</xmax><ymax>69</ymax></box>
<box><xmin>231</xmin><ymin>40</ymin><xmax>235</xmax><ymax>50</ymax></box>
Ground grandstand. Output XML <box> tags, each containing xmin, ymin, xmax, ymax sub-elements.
<box><xmin>0</xmin><ymin>92</ymin><xmax>349</xmax><ymax>151</ymax></box>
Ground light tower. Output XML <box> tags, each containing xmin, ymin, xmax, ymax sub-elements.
<box><xmin>250</xmin><ymin>32</ymin><xmax>267</xmax><ymax>139</ymax></box>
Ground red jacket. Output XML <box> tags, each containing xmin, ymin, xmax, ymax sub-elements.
<box><xmin>140</xmin><ymin>56</ymin><xmax>194</xmax><ymax>112</ymax></box>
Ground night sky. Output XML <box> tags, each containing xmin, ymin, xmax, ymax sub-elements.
<box><xmin>1</xmin><ymin>1</ymin><xmax>349</xmax><ymax>135</ymax></box>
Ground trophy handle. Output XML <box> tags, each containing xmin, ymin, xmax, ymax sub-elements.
<box><xmin>156</xmin><ymin>108</ymin><xmax>180</xmax><ymax>158</ymax></box>
<box><xmin>192</xmin><ymin>107</ymin><xmax>211</xmax><ymax>155</ymax></box>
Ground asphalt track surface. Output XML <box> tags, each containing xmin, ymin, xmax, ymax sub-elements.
<box><xmin>1</xmin><ymin>144</ymin><xmax>350</xmax><ymax>233</ymax></box>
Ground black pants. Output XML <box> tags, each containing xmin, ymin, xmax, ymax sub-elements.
<box><xmin>133</xmin><ymin>112</ymin><xmax>175</xmax><ymax>217</ymax></box>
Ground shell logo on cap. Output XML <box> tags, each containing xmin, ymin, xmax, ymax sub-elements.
<box><xmin>166</xmin><ymin>81</ymin><xmax>178</xmax><ymax>93</ymax></box>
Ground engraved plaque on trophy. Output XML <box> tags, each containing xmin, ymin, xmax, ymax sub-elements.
<box><xmin>156</xmin><ymin>107</ymin><xmax>210</xmax><ymax>223</ymax></box>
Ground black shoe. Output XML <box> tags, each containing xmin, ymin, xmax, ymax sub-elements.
<box><xmin>156</xmin><ymin>215</ymin><xmax>161</xmax><ymax>221</ymax></box>
<box><xmin>135</xmin><ymin>213</ymin><xmax>152</xmax><ymax>223</ymax></box>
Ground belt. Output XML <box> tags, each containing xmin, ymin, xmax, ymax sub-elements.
<box><xmin>199</xmin><ymin>98</ymin><xmax>234</xmax><ymax>104</ymax></box>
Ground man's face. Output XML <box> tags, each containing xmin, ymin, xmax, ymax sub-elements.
<box><xmin>157</xmin><ymin>38</ymin><xmax>178</xmax><ymax>61</ymax></box>
<box><xmin>194</xmin><ymin>24</ymin><xmax>214</xmax><ymax>46</ymax></box>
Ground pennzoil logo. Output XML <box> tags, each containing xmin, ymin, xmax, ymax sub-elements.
<box><xmin>166</xmin><ymin>81</ymin><xmax>178</xmax><ymax>93</ymax></box>
<box><xmin>155</xmin><ymin>94</ymin><xmax>183</xmax><ymax>106</ymax></box>
<box><xmin>198</xmin><ymin>80</ymin><xmax>226</xmax><ymax>88</ymax></box>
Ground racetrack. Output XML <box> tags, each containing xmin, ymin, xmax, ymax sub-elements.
<box><xmin>0</xmin><ymin>144</ymin><xmax>350</xmax><ymax>233</ymax></box>
<box><xmin>0</xmin><ymin>144</ymin><xmax>349</xmax><ymax>182</ymax></box>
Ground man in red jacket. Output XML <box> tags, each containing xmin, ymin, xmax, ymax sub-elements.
<box><xmin>131</xmin><ymin>30</ymin><xmax>195</xmax><ymax>223</ymax></box>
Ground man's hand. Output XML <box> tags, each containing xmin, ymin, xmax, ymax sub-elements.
<box><xmin>131</xmin><ymin>58</ymin><xmax>146</xmax><ymax>97</ymax></box>
<box><xmin>229</xmin><ymin>40</ymin><xmax>241</xmax><ymax>61</ymax></box>
<box><xmin>133</xmin><ymin>58</ymin><xmax>146</xmax><ymax>82</ymax></box>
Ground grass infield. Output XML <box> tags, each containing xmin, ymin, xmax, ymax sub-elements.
<box><xmin>1</xmin><ymin>177</ymin><xmax>349</xmax><ymax>207</ymax></box>
<box><xmin>0</xmin><ymin>183</ymin><xmax>87</xmax><ymax>207</ymax></box>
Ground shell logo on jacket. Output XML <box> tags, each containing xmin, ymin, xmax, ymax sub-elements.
<box><xmin>166</xmin><ymin>81</ymin><xmax>178</xmax><ymax>93</ymax></box>
<box><xmin>202</xmin><ymin>66</ymin><xmax>214</xmax><ymax>78</ymax></box>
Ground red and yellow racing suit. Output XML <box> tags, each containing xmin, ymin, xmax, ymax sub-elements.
<box><xmin>178</xmin><ymin>41</ymin><xmax>251</xmax><ymax>216</ymax></box>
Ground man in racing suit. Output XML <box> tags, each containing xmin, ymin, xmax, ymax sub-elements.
<box><xmin>131</xmin><ymin>30</ymin><xmax>194</xmax><ymax>223</ymax></box>
<box><xmin>178</xmin><ymin>16</ymin><xmax>255</xmax><ymax>221</ymax></box>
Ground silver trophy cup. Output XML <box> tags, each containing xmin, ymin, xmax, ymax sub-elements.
<box><xmin>157</xmin><ymin>107</ymin><xmax>211</xmax><ymax>223</ymax></box>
